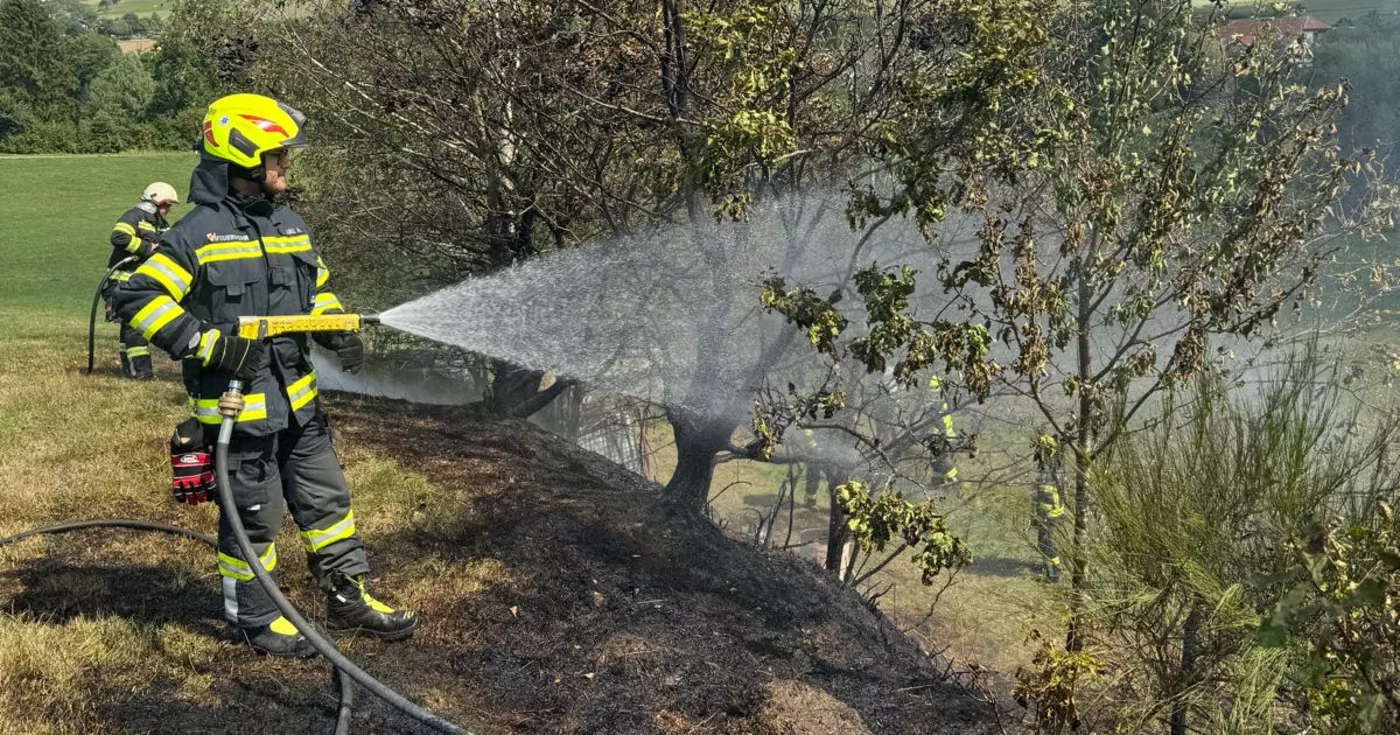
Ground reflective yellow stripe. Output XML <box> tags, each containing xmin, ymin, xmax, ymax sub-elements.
<box><xmin>111</xmin><ymin>271</ymin><xmax>133</xmax><ymax>283</ymax></box>
<box><xmin>191</xmin><ymin>393</ymin><xmax>268</xmax><ymax>425</ymax></box>
<box><xmin>124</xmin><ymin>238</ymin><xmax>144</xmax><ymax>254</ymax></box>
<box><xmin>942</xmin><ymin>413</ymin><xmax>955</xmax><ymax>437</ymax></box>
<box><xmin>217</xmin><ymin>545</ymin><xmax>277</xmax><ymax>581</ymax></box>
<box><xmin>195</xmin><ymin>240</ymin><xmax>261</xmax><ymax>264</ymax></box>
<box><xmin>268</xmin><ymin>616</ymin><xmax>300</xmax><ymax>635</ymax></box>
<box><xmin>263</xmin><ymin>235</ymin><xmax>312</xmax><ymax>254</ymax></box>
<box><xmin>287</xmin><ymin>372</ymin><xmax>317</xmax><ymax>412</ymax></box>
<box><xmin>137</xmin><ymin>221</ymin><xmax>157</xmax><ymax>232</ymax></box>
<box><xmin>135</xmin><ymin>253</ymin><xmax>192</xmax><ymax>300</ymax></box>
<box><xmin>113</xmin><ymin>222</ymin><xmax>136</xmax><ymax>236</ymax></box>
<box><xmin>196</xmin><ymin>329</ymin><xmax>219</xmax><ymax>364</ymax></box>
<box><xmin>310</xmin><ymin>292</ymin><xmax>343</xmax><ymax>316</ymax></box>
<box><xmin>301</xmin><ymin>511</ymin><xmax>356</xmax><ymax>552</ymax></box>
<box><xmin>316</xmin><ymin>257</ymin><xmax>330</xmax><ymax>288</ymax></box>
<box><xmin>132</xmin><ymin>296</ymin><xmax>183</xmax><ymax>341</ymax></box>
<box><xmin>125</xmin><ymin>345</ymin><xmax>150</xmax><ymax>358</ymax></box>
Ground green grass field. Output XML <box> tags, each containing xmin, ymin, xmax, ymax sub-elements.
<box><xmin>1</xmin><ymin>152</ymin><xmax>194</xmax><ymax>321</ymax></box>
<box><xmin>1202</xmin><ymin>0</ymin><xmax>1400</xmax><ymax>22</ymax></box>
<box><xmin>81</xmin><ymin>0</ymin><xmax>169</xmax><ymax>19</ymax></box>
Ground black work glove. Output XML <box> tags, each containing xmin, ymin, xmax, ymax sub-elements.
<box><xmin>199</xmin><ymin>330</ymin><xmax>264</xmax><ymax>382</ymax></box>
<box><xmin>316</xmin><ymin>332</ymin><xmax>364</xmax><ymax>374</ymax></box>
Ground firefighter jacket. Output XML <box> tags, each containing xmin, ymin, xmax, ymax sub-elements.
<box><xmin>1033</xmin><ymin>474</ymin><xmax>1067</xmax><ymax>526</ymax></box>
<box><xmin>108</xmin><ymin>202</ymin><xmax>169</xmax><ymax>271</ymax></box>
<box><xmin>112</xmin><ymin>157</ymin><xmax>346</xmax><ymax>437</ymax></box>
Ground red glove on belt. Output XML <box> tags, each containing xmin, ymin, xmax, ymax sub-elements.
<box><xmin>170</xmin><ymin>418</ymin><xmax>215</xmax><ymax>505</ymax></box>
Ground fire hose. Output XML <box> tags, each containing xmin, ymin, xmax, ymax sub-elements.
<box><xmin>13</xmin><ymin>312</ymin><xmax>468</xmax><ymax>734</ymax></box>
<box><xmin>213</xmin><ymin>375</ymin><xmax>463</xmax><ymax>734</ymax></box>
<box><xmin>87</xmin><ymin>256</ymin><xmax>139</xmax><ymax>375</ymax></box>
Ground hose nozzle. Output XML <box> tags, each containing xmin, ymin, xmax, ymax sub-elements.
<box><xmin>360</xmin><ymin>313</ymin><xmax>382</xmax><ymax>327</ymax></box>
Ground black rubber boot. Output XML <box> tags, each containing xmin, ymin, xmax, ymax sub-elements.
<box><xmin>238</xmin><ymin>616</ymin><xmax>318</xmax><ymax>659</ymax></box>
<box><xmin>326</xmin><ymin>575</ymin><xmax>420</xmax><ymax>641</ymax></box>
<box><xmin>131</xmin><ymin>354</ymin><xmax>155</xmax><ymax>380</ymax></box>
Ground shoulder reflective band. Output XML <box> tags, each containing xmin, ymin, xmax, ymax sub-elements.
<box><xmin>138</xmin><ymin>221</ymin><xmax>157</xmax><ymax>232</ymax></box>
<box><xmin>135</xmin><ymin>253</ymin><xmax>193</xmax><ymax>300</ymax></box>
<box><xmin>113</xmin><ymin>222</ymin><xmax>136</xmax><ymax>237</ymax></box>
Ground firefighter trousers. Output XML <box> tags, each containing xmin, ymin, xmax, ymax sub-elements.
<box><xmin>1035</xmin><ymin>522</ymin><xmax>1061</xmax><ymax>583</ymax></box>
<box><xmin>216</xmin><ymin>412</ymin><xmax>369</xmax><ymax>628</ymax></box>
<box><xmin>118</xmin><ymin>322</ymin><xmax>152</xmax><ymax>378</ymax></box>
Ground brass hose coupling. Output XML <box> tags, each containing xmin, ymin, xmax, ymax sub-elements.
<box><xmin>218</xmin><ymin>388</ymin><xmax>245</xmax><ymax>418</ymax></box>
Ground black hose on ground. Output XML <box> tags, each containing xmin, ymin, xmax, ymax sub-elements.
<box><xmin>213</xmin><ymin>388</ymin><xmax>466</xmax><ymax>735</ymax></box>
<box><xmin>87</xmin><ymin>257</ymin><xmax>139</xmax><ymax>375</ymax></box>
<box><xmin>0</xmin><ymin>519</ymin><xmax>216</xmax><ymax>550</ymax></box>
<box><xmin>0</xmin><ymin>520</ymin><xmax>357</xmax><ymax>732</ymax></box>
<box><xmin>334</xmin><ymin>667</ymin><xmax>355</xmax><ymax>735</ymax></box>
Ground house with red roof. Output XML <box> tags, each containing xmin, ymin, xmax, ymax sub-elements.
<box><xmin>1218</xmin><ymin>15</ymin><xmax>1329</xmax><ymax>50</ymax></box>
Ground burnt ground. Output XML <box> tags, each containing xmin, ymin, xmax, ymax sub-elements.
<box><xmin>0</xmin><ymin>393</ymin><xmax>996</xmax><ymax>735</ymax></box>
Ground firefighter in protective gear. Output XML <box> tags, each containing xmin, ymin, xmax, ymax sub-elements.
<box><xmin>1031</xmin><ymin>435</ymin><xmax>1066</xmax><ymax>583</ymax></box>
<box><xmin>112</xmin><ymin>93</ymin><xmax>415</xmax><ymax>659</ymax></box>
<box><xmin>107</xmin><ymin>182</ymin><xmax>179</xmax><ymax>380</ymax></box>
<box><xmin>928</xmin><ymin>375</ymin><xmax>959</xmax><ymax>490</ymax></box>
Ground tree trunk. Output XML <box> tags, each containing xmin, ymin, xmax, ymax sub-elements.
<box><xmin>662</xmin><ymin>409</ymin><xmax>735</xmax><ymax>515</ymax></box>
<box><xmin>484</xmin><ymin>361</ymin><xmax>571</xmax><ymax>419</ymax></box>
<box><xmin>1170</xmin><ymin>594</ymin><xmax>1206</xmax><ymax>735</ymax></box>
<box><xmin>1067</xmin><ymin>234</ymin><xmax>1098</xmax><ymax>653</ymax></box>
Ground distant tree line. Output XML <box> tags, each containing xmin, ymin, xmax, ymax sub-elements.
<box><xmin>0</xmin><ymin>0</ymin><xmax>214</xmax><ymax>153</ymax></box>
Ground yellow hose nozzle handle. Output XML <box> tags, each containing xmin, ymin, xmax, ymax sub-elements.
<box><xmin>236</xmin><ymin>313</ymin><xmax>380</xmax><ymax>340</ymax></box>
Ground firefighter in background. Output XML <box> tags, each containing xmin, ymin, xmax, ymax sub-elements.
<box><xmin>928</xmin><ymin>374</ymin><xmax>959</xmax><ymax>491</ymax></box>
<box><xmin>107</xmin><ymin>182</ymin><xmax>179</xmax><ymax>379</ymax></box>
<box><xmin>1031</xmin><ymin>435</ymin><xmax>1067</xmax><ymax>583</ymax></box>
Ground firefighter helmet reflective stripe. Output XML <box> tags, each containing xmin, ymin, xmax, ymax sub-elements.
<box><xmin>201</xmin><ymin>93</ymin><xmax>309</xmax><ymax>169</ymax></box>
<box><xmin>141</xmin><ymin>182</ymin><xmax>179</xmax><ymax>205</ymax></box>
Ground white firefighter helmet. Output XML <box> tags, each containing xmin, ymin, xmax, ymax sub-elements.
<box><xmin>141</xmin><ymin>182</ymin><xmax>179</xmax><ymax>206</ymax></box>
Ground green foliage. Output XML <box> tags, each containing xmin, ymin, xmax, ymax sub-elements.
<box><xmin>0</xmin><ymin>0</ymin><xmax>76</xmax><ymax>115</ymax></box>
<box><xmin>1013</xmin><ymin>629</ymin><xmax>1102</xmax><ymax>734</ymax></box>
<box><xmin>0</xmin><ymin>0</ymin><xmax>209</xmax><ymax>153</ymax></box>
<box><xmin>1071</xmin><ymin>349</ymin><xmax>1400</xmax><ymax>733</ymax></box>
<box><xmin>834</xmin><ymin>478</ymin><xmax>970</xmax><ymax>585</ymax></box>
<box><xmin>1259</xmin><ymin>501</ymin><xmax>1400</xmax><ymax>732</ymax></box>
<box><xmin>85</xmin><ymin>53</ymin><xmax>154</xmax><ymax>120</ymax></box>
<box><xmin>685</xmin><ymin>1</ymin><xmax>800</xmax><ymax>215</ymax></box>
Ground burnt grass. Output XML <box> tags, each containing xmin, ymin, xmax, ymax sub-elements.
<box><xmin>2</xmin><ymin>393</ymin><xmax>996</xmax><ymax>735</ymax></box>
